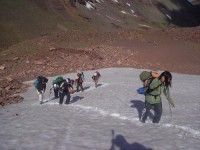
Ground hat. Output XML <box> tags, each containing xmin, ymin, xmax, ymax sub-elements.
<box><xmin>140</xmin><ymin>71</ymin><xmax>151</xmax><ymax>81</ymax></box>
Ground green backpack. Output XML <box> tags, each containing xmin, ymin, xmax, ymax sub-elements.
<box><xmin>53</xmin><ymin>76</ymin><xmax>64</xmax><ymax>85</ymax></box>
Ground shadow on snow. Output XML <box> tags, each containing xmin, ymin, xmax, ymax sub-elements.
<box><xmin>110</xmin><ymin>129</ymin><xmax>153</xmax><ymax>150</ymax></box>
<box><xmin>130</xmin><ymin>100</ymin><xmax>154</xmax><ymax>120</ymax></box>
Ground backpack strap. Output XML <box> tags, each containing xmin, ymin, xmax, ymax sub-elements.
<box><xmin>146</xmin><ymin>78</ymin><xmax>162</xmax><ymax>97</ymax></box>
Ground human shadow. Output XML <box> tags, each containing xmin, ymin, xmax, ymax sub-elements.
<box><xmin>83</xmin><ymin>86</ymin><xmax>90</xmax><ymax>91</ymax></box>
<box><xmin>70</xmin><ymin>96</ymin><xmax>84</xmax><ymax>104</ymax></box>
<box><xmin>130</xmin><ymin>100</ymin><xmax>145</xmax><ymax>119</ymax></box>
<box><xmin>130</xmin><ymin>100</ymin><xmax>154</xmax><ymax>120</ymax></box>
<box><xmin>42</xmin><ymin>97</ymin><xmax>58</xmax><ymax>104</ymax></box>
<box><xmin>96</xmin><ymin>83</ymin><xmax>103</xmax><ymax>88</ymax></box>
<box><xmin>74</xmin><ymin>86</ymin><xmax>90</xmax><ymax>93</ymax></box>
<box><xmin>110</xmin><ymin>129</ymin><xmax>153</xmax><ymax>150</ymax></box>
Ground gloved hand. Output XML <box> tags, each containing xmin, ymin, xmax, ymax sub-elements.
<box><xmin>170</xmin><ymin>100</ymin><xmax>175</xmax><ymax>108</ymax></box>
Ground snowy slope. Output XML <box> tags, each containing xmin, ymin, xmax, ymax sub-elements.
<box><xmin>0</xmin><ymin>68</ymin><xmax>200</xmax><ymax>150</ymax></box>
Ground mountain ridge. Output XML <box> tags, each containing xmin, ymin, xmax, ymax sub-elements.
<box><xmin>0</xmin><ymin>0</ymin><xmax>200</xmax><ymax>49</ymax></box>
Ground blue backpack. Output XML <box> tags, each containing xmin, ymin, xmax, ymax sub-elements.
<box><xmin>34</xmin><ymin>79</ymin><xmax>39</xmax><ymax>89</ymax></box>
<box><xmin>137</xmin><ymin>87</ymin><xmax>146</xmax><ymax>95</ymax></box>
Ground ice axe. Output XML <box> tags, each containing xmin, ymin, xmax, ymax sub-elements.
<box><xmin>49</xmin><ymin>88</ymin><xmax>52</xmax><ymax>100</ymax></box>
<box><xmin>168</xmin><ymin>102</ymin><xmax>174</xmax><ymax>125</ymax></box>
<box><xmin>110</xmin><ymin>129</ymin><xmax>115</xmax><ymax>150</ymax></box>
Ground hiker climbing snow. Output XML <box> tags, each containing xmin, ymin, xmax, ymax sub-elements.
<box><xmin>75</xmin><ymin>71</ymin><xmax>84</xmax><ymax>92</ymax></box>
<box><xmin>51</xmin><ymin>76</ymin><xmax>64</xmax><ymax>99</ymax></box>
<box><xmin>138</xmin><ymin>71</ymin><xmax>175</xmax><ymax>123</ymax></box>
<box><xmin>34</xmin><ymin>76</ymin><xmax>48</xmax><ymax>104</ymax></box>
<box><xmin>92</xmin><ymin>71</ymin><xmax>101</xmax><ymax>87</ymax></box>
<box><xmin>59</xmin><ymin>79</ymin><xmax>73</xmax><ymax>105</ymax></box>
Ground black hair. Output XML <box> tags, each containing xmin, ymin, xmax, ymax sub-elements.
<box><xmin>37</xmin><ymin>76</ymin><xmax>43</xmax><ymax>83</ymax></box>
<box><xmin>159</xmin><ymin>71</ymin><xmax>172</xmax><ymax>87</ymax></box>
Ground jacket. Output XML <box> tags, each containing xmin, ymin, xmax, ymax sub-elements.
<box><xmin>145</xmin><ymin>78</ymin><xmax>173</xmax><ymax>105</ymax></box>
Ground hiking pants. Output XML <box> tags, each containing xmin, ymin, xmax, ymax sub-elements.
<box><xmin>93</xmin><ymin>77</ymin><xmax>99</xmax><ymax>87</ymax></box>
<box><xmin>65</xmin><ymin>92</ymin><xmax>71</xmax><ymax>104</ymax></box>
<box><xmin>54</xmin><ymin>88</ymin><xmax>59</xmax><ymax>98</ymax></box>
<box><xmin>76</xmin><ymin>82</ymin><xmax>83</xmax><ymax>92</ymax></box>
<box><xmin>43</xmin><ymin>84</ymin><xmax>46</xmax><ymax>92</ymax></box>
<box><xmin>141</xmin><ymin>101</ymin><xmax>162</xmax><ymax>123</ymax></box>
<box><xmin>37</xmin><ymin>90</ymin><xmax>44</xmax><ymax>104</ymax></box>
<box><xmin>59</xmin><ymin>91</ymin><xmax>71</xmax><ymax>104</ymax></box>
<box><xmin>95</xmin><ymin>79</ymin><xmax>98</xmax><ymax>87</ymax></box>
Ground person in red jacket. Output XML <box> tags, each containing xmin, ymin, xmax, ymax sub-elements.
<box><xmin>75</xmin><ymin>72</ymin><xmax>84</xmax><ymax>92</ymax></box>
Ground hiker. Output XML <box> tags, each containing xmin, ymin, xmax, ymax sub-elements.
<box><xmin>140</xmin><ymin>71</ymin><xmax>175</xmax><ymax>123</ymax></box>
<box><xmin>75</xmin><ymin>72</ymin><xmax>84</xmax><ymax>92</ymax></box>
<box><xmin>34</xmin><ymin>76</ymin><xmax>48</xmax><ymax>104</ymax></box>
<box><xmin>92</xmin><ymin>71</ymin><xmax>101</xmax><ymax>87</ymax></box>
<box><xmin>51</xmin><ymin>76</ymin><xmax>64</xmax><ymax>99</ymax></box>
<box><xmin>59</xmin><ymin>79</ymin><xmax>72</xmax><ymax>105</ymax></box>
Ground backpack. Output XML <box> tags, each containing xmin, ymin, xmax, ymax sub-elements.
<box><xmin>95</xmin><ymin>71</ymin><xmax>100</xmax><ymax>77</ymax></box>
<box><xmin>34</xmin><ymin>76</ymin><xmax>48</xmax><ymax>90</ymax></box>
<box><xmin>53</xmin><ymin>76</ymin><xmax>64</xmax><ymax>85</ymax></box>
<box><xmin>67</xmin><ymin>78</ymin><xmax>75</xmax><ymax>86</ymax></box>
<box><xmin>34</xmin><ymin>76</ymin><xmax>43</xmax><ymax>89</ymax></box>
<box><xmin>68</xmin><ymin>86</ymin><xmax>74</xmax><ymax>95</ymax></box>
<box><xmin>137</xmin><ymin>71</ymin><xmax>160</xmax><ymax>95</ymax></box>
<box><xmin>76</xmin><ymin>72</ymin><xmax>84</xmax><ymax>83</ymax></box>
<box><xmin>59</xmin><ymin>80</ymin><xmax>68</xmax><ymax>93</ymax></box>
<box><xmin>34</xmin><ymin>79</ymin><xmax>39</xmax><ymax>89</ymax></box>
<box><xmin>79</xmin><ymin>72</ymin><xmax>84</xmax><ymax>80</ymax></box>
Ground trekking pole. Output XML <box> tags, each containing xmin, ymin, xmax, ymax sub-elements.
<box><xmin>49</xmin><ymin>88</ymin><xmax>52</xmax><ymax>100</ymax></box>
<box><xmin>110</xmin><ymin>129</ymin><xmax>115</xmax><ymax>150</ymax></box>
<box><xmin>168</xmin><ymin>102</ymin><xmax>173</xmax><ymax>124</ymax></box>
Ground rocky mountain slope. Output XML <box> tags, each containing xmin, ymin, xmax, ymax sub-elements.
<box><xmin>1</xmin><ymin>0</ymin><xmax>200</xmax><ymax>49</ymax></box>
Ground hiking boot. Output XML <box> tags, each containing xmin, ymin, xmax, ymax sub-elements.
<box><xmin>140</xmin><ymin>119</ymin><xmax>145</xmax><ymax>123</ymax></box>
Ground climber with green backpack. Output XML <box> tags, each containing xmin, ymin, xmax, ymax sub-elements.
<box><xmin>138</xmin><ymin>71</ymin><xmax>175</xmax><ymax>123</ymax></box>
<box><xmin>51</xmin><ymin>76</ymin><xmax>64</xmax><ymax>99</ymax></box>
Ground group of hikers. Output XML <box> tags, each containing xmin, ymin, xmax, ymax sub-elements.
<box><xmin>34</xmin><ymin>71</ymin><xmax>101</xmax><ymax>105</ymax></box>
<box><xmin>34</xmin><ymin>69</ymin><xmax>175</xmax><ymax>124</ymax></box>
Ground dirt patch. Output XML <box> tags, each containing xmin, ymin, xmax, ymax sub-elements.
<box><xmin>0</xmin><ymin>76</ymin><xmax>29</xmax><ymax>106</ymax></box>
